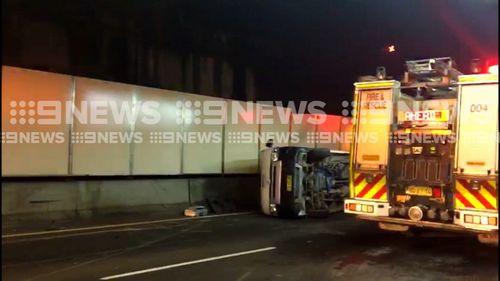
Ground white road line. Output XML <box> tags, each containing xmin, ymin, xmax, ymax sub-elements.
<box><xmin>1</xmin><ymin>212</ymin><xmax>252</xmax><ymax>239</ymax></box>
<box><xmin>2</xmin><ymin>227</ymin><xmax>170</xmax><ymax>244</ymax></box>
<box><xmin>235</xmin><ymin>270</ymin><xmax>253</xmax><ymax>281</ymax></box>
<box><xmin>100</xmin><ymin>247</ymin><xmax>276</xmax><ymax>280</ymax></box>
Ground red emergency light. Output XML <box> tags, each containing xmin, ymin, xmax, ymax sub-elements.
<box><xmin>485</xmin><ymin>58</ymin><xmax>498</xmax><ymax>74</ymax></box>
<box><xmin>470</xmin><ymin>58</ymin><xmax>498</xmax><ymax>74</ymax></box>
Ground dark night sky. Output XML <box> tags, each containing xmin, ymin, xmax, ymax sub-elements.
<box><xmin>2</xmin><ymin>0</ymin><xmax>498</xmax><ymax>114</ymax></box>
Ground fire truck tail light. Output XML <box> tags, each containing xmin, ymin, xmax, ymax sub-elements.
<box><xmin>480</xmin><ymin>216</ymin><xmax>489</xmax><ymax>225</ymax></box>
<box><xmin>464</xmin><ymin>214</ymin><xmax>497</xmax><ymax>226</ymax></box>
<box><xmin>473</xmin><ymin>216</ymin><xmax>481</xmax><ymax>224</ymax></box>
<box><xmin>348</xmin><ymin>203</ymin><xmax>357</xmax><ymax>211</ymax></box>
<box><xmin>347</xmin><ymin>203</ymin><xmax>374</xmax><ymax>213</ymax></box>
<box><xmin>465</xmin><ymin>214</ymin><xmax>473</xmax><ymax>223</ymax></box>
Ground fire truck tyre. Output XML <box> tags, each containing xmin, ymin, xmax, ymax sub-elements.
<box><xmin>378</xmin><ymin>222</ymin><xmax>409</xmax><ymax>232</ymax></box>
<box><xmin>478</xmin><ymin>233</ymin><xmax>499</xmax><ymax>246</ymax></box>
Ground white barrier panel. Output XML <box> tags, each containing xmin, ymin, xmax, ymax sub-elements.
<box><xmin>71</xmin><ymin>78</ymin><xmax>133</xmax><ymax>175</ymax></box>
<box><xmin>1</xmin><ymin>66</ymin><xmax>72</xmax><ymax>175</ymax></box>
<box><xmin>181</xmin><ymin>93</ymin><xmax>224</xmax><ymax>174</ymax></box>
<box><xmin>224</xmin><ymin>101</ymin><xmax>259</xmax><ymax>173</ymax></box>
<box><xmin>258</xmin><ymin>104</ymin><xmax>291</xmax><ymax>150</ymax></box>
<box><xmin>2</xmin><ymin>66</ymin><xmax>352</xmax><ymax>176</ymax></box>
<box><xmin>132</xmin><ymin>86</ymin><xmax>183</xmax><ymax>175</ymax></box>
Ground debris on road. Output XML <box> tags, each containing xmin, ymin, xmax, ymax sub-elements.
<box><xmin>184</xmin><ymin>206</ymin><xmax>208</xmax><ymax>217</ymax></box>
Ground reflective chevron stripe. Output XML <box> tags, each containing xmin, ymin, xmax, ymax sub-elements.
<box><xmin>455</xmin><ymin>179</ymin><xmax>497</xmax><ymax>210</ymax></box>
<box><xmin>353</xmin><ymin>172</ymin><xmax>387</xmax><ymax>201</ymax></box>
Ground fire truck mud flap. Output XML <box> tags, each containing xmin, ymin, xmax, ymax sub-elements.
<box><xmin>478</xmin><ymin>232</ymin><xmax>499</xmax><ymax>246</ymax></box>
<box><xmin>378</xmin><ymin>222</ymin><xmax>409</xmax><ymax>232</ymax></box>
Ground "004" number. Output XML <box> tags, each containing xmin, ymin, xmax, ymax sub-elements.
<box><xmin>470</xmin><ymin>104</ymin><xmax>488</xmax><ymax>112</ymax></box>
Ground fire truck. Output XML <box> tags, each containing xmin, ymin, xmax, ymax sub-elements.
<box><xmin>344</xmin><ymin>57</ymin><xmax>498</xmax><ymax>245</ymax></box>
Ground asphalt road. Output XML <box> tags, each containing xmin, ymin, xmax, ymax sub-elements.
<box><xmin>2</xmin><ymin>212</ymin><xmax>498</xmax><ymax>281</ymax></box>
